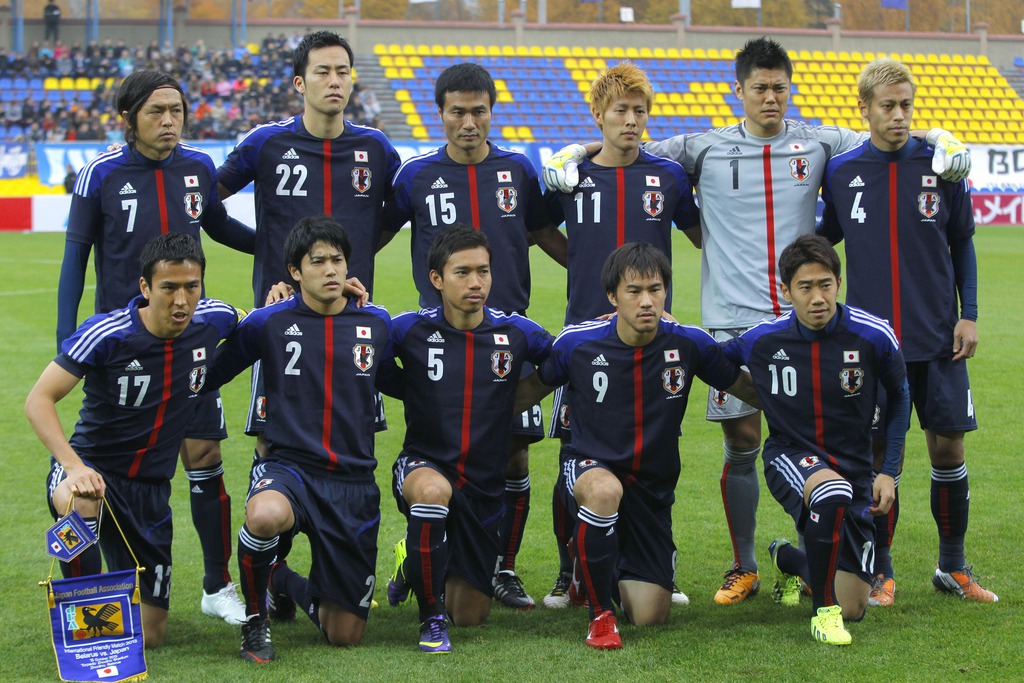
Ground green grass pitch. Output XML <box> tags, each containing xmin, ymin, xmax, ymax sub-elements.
<box><xmin>1</xmin><ymin>227</ymin><xmax>1020</xmax><ymax>681</ymax></box>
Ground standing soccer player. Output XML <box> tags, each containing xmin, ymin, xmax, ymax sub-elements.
<box><xmin>820</xmin><ymin>58</ymin><xmax>996</xmax><ymax>604</ymax></box>
<box><xmin>517</xmin><ymin>243</ymin><xmax>757</xmax><ymax>649</ymax></box>
<box><xmin>540</xmin><ymin>62</ymin><xmax>699</xmax><ymax>608</ymax></box>
<box><xmin>381</xmin><ymin>62</ymin><xmax>566</xmax><ymax>610</ymax></box>
<box><xmin>543</xmin><ymin>37</ymin><xmax>972</xmax><ymax>605</ymax></box>
<box><xmin>722</xmin><ymin>234</ymin><xmax>910</xmax><ymax>645</ymax></box>
<box><xmin>203</xmin><ymin>217</ymin><xmax>394</xmax><ymax>663</ymax></box>
<box><xmin>383</xmin><ymin>226</ymin><xmax>553</xmax><ymax>652</ymax></box>
<box><xmin>28</xmin><ymin>233</ymin><xmax>243</xmax><ymax>647</ymax></box>
<box><xmin>56</xmin><ymin>70</ymin><xmax>254</xmax><ymax>624</ymax></box>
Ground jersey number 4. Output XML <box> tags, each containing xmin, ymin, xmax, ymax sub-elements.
<box><xmin>850</xmin><ymin>191</ymin><xmax>867</xmax><ymax>224</ymax></box>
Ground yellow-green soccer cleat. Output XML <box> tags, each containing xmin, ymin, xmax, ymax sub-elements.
<box><xmin>387</xmin><ymin>538</ymin><xmax>413</xmax><ymax>607</ymax></box>
<box><xmin>768</xmin><ymin>539</ymin><xmax>801</xmax><ymax>607</ymax></box>
<box><xmin>810</xmin><ymin>605</ymin><xmax>852</xmax><ymax>646</ymax></box>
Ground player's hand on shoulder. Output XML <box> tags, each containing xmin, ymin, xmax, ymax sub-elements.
<box><xmin>264</xmin><ymin>281</ymin><xmax>294</xmax><ymax>306</ymax></box>
<box><xmin>106</xmin><ymin>141</ymin><xmax>124</xmax><ymax>154</ymax></box>
<box><xmin>926</xmin><ymin>128</ymin><xmax>972</xmax><ymax>183</ymax></box>
<box><xmin>345</xmin><ymin>277</ymin><xmax>369</xmax><ymax>307</ymax></box>
<box><xmin>543</xmin><ymin>144</ymin><xmax>587</xmax><ymax>193</ymax></box>
<box><xmin>952</xmin><ymin>319</ymin><xmax>978</xmax><ymax>361</ymax></box>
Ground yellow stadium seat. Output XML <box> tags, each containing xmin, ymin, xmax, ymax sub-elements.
<box><xmin>373</xmin><ymin>44</ymin><xmax>386</xmax><ymax>55</ymax></box>
<box><xmin>400</xmin><ymin>102</ymin><xmax>416</xmax><ymax>115</ymax></box>
<box><xmin>393</xmin><ymin>55</ymin><xmax>408</xmax><ymax>68</ymax></box>
<box><xmin>379</xmin><ymin>55</ymin><xmax>394</xmax><ymax>68</ymax></box>
<box><xmin>472</xmin><ymin>45</ymin><xmax>487</xmax><ymax>57</ymax></box>
<box><xmin>406</xmin><ymin>113</ymin><xmax>422</xmax><ymax>127</ymax></box>
<box><xmin>59</xmin><ymin>77</ymin><xmax>74</xmax><ymax>89</ymax></box>
<box><xmin>516</xmin><ymin>126</ymin><xmax>533</xmax><ymax>141</ymax></box>
<box><xmin>399</xmin><ymin>67</ymin><xmax>414</xmax><ymax>79</ymax></box>
<box><xmin>501</xmin><ymin>45</ymin><xmax>515</xmax><ymax>56</ymax></box>
<box><xmin>557</xmin><ymin>46</ymin><xmax>571</xmax><ymax>57</ymax></box>
<box><xmin>487</xmin><ymin>45</ymin><xmax>501</xmax><ymax>56</ymax></box>
<box><xmin>412</xmin><ymin>126</ymin><xmax>427</xmax><ymax>139</ymax></box>
<box><xmin>712</xmin><ymin>116</ymin><xmax>728</xmax><ymax>127</ymax></box>
<box><xmin>585</xmin><ymin>46</ymin><xmax>600</xmax><ymax>58</ymax></box>
<box><xmin>497</xmin><ymin>91</ymin><xmax>513</xmax><ymax>103</ymax></box>
<box><xmin>666</xmin><ymin>48</ymin><xmax>680</xmax><ymax>59</ymax></box>
<box><xmin>693</xmin><ymin>48</ymin><xmax>707</xmax><ymax>59</ymax></box>
<box><xmin>825</xmin><ymin>51</ymin><xmax>838</xmax><ymax>61</ymax></box>
<box><xmin>625</xmin><ymin>47</ymin><xmax>640</xmax><ymax>59</ymax></box>
<box><xmin>44</xmin><ymin>77</ymin><xmax>59</xmax><ymax>89</ymax></box>
<box><xmin>407</xmin><ymin>44</ymin><xmax>425</xmax><ymax>56</ymax></box>
<box><xmin>394</xmin><ymin>90</ymin><xmax>410</xmax><ymax>102</ymax></box>
<box><xmin>409</xmin><ymin>56</ymin><xmax>424</xmax><ymax>68</ymax></box>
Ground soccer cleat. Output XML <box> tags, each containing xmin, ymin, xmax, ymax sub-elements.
<box><xmin>868</xmin><ymin>574</ymin><xmax>896</xmax><ymax>607</ymax></box>
<box><xmin>767</xmin><ymin>539</ymin><xmax>801</xmax><ymax>607</ymax></box>
<box><xmin>586</xmin><ymin>610</ymin><xmax>622</xmax><ymax>650</ymax></box>
<box><xmin>418</xmin><ymin>615</ymin><xmax>452</xmax><ymax>654</ymax></box>
<box><xmin>239</xmin><ymin>616</ymin><xmax>275</xmax><ymax>663</ymax></box>
<box><xmin>567</xmin><ymin>564</ymin><xmax>588</xmax><ymax>607</ymax></box>
<box><xmin>387</xmin><ymin>538</ymin><xmax>413</xmax><ymax>607</ymax></box>
<box><xmin>542</xmin><ymin>571</ymin><xmax>572</xmax><ymax>609</ymax></box>
<box><xmin>714</xmin><ymin>564</ymin><xmax>761</xmax><ymax>605</ymax></box>
<box><xmin>201</xmin><ymin>582</ymin><xmax>247</xmax><ymax>625</ymax></box>
<box><xmin>810</xmin><ymin>605</ymin><xmax>852</xmax><ymax>646</ymax></box>
<box><xmin>671</xmin><ymin>583</ymin><xmax>690</xmax><ymax>606</ymax></box>
<box><xmin>932</xmin><ymin>565</ymin><xmax>998</xmax><ymax>603</ymax></box>
<box><xmin>494</xmin><ymin>571</ymin><xmax>535</xmax><ymax>610</ymax></box>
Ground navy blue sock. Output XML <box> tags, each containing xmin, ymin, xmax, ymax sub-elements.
<box><xmin>932</xmin><ymin>464</ymin><xmax>969</xmax><ymax>571</ymax></box>
<box><xmin>499</xmin><ymin>476</ymin><xmax>530</xmax><ymax>573</ymax></box>
<box><xmin>406</xmin><ymin>503</ymin><xmax>449</xmax><ymax>621</ymax></box>
<box><xmin>186</xmin><ymin>464</ymin><xmax>233</xmax><ymax>593</ymax></box>
<box><xmin>872</xmin><ymin>472</ymin><xmax>900</xmax><ymax>579</ymax></box>
<box><xmin>571</xmin><ymin>506</ymin><xmax>619</xmax><ymax>618</ymax></box>
<box><xmin>237</xmin><ymin>524</ymin><xmax>278</xmax><ymax>619</ymax></box>
<box><xmin>804</xmin><ymin>480</ymin><xmax>853</xmax><ymax>610</ymax></box>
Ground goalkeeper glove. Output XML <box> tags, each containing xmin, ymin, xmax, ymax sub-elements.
<box><xmin>926</xmin><ymin>128</ymin><xmax>972</xmax><ymax>183</ymax></box>
<box><xmin>543</xmin><ymin>144</ymin><xmax>587</xmax><ymax>193</ymax></box>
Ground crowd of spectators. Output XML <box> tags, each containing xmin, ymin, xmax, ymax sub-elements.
<box><xmin>0</xmin><ymin>32</ymin><xmax>386</xmax><ymax>143</ymax></box>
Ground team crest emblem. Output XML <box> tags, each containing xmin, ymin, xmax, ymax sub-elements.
<box><xmin>184</xmin><ymin>192</ymin><xmax>203</xmax><ymax>219</ymax></box>
<box><xmin>790</xmin><ymin>157</ymin><xmax>810</xmax><ymax>181</ymax></box>
<box><xmin>662</xmin><ymin>366</ymin><xmax>685</xmax><ymax>394</ymax></box>
<box><xmin>353</xmin><ymin>344</ymin><xmax>374</xmax><ymax>371</ymax></box>
<box><xmin>579</xmin><ymin>459</ymin><xmax>597</xmax><ymax>468</ymax></box>
<box><xmin>643</xmin><ymin>191</ymin><xmax>664</xmax><ymax>217</ymax></box>
<box><xmin>491</xmin><ymin>350</ymin><xmax>513</xmax><ymax>378</ymax></box>
<box><xmin>840</xmin><ymin>368</ymin><xmax>864</xmax><ymax>393</ymax></box>
<box><xmin>496</xmin><ymin>187</ymin><xmax>517</xmax><ymax>213</ymax></box>
<box><xmin>253</xmin><ymin>478</ymin><xmax>274</xmax><ymax>490</ymax></box>
<box><xmin>710</xmin><ymin>387</ymin><xmax>729</xmax><ymax>406</ymax></box>
<box><xmin>918</xmin><ymin>192</ymin><xmax>940</xmax><ymax>218</ymax></box>
<box><xmin>256</xmin><ymin>396</ymin><xmax>267</xmax><ymax>419</ymax></box>
<box><xmin>189</xmin><ymin>365</ymin><xmax>207</xmax><ymax>393</ymax></box>
<box><xmin>799</xmin><ymin>456</ymin><xmax>820</xmax><ymax>468</ymax></box>
<box><xmin>351</xmin><ymin>167</ymin><xmax>371</xmax><ymax>192</ymax></box>
<box><xmin>70</xmin><ymin>602</ymin><xmax>125</xmax><ymax>640</ymax></box>
<box><xmin>559</xmin><ymin>403</ymin><xmax>570</xmax><ymax>428</ymax></box>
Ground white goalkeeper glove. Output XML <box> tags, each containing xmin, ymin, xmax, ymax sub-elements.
<box><xmin>543</xmin><ymin>144</ymin><xmax>587</xmax><ymax>193</ymax></box>
<box><xmin>926</xmin><ymin>128</ymin><xmax>972</xmax><ymax>183</ymax></box>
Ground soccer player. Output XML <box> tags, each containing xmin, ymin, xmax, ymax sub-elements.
<box><xmin>819</xmin><ymin>58</ymin><xmax>996</xmax><ymax>604</ymax></box>
<box><xmin>381</xmin><ymin>62</ymin><xmax>567</xmax><ymax>610</ymax></box>
<box><xmin>27</xmin><ymin>233</ymin><xmax>243</xmax><ymax>648</ymax></box>
<box><xmin>540</xmin><ymin>61</ymin><xmax>699</xmax><ymax>608</ymax></box>
<box><xmin>722</xmin><ymin>234</ymin><xmax>910</xmax><ymax>645</ymax></box>
<box><xmin>543</xmin><ymin>37</ymin><xmax>972</xmax><ymax>605</ymax></box>
<box><xmin>517</xmin><ymin>243</ymin><xmax>758</xmax><ymax>649</ymax></box>
<box><xmin>56</xmin><ymin>70</ymin><xmax>254</xmax><ymax>624</ymax></box>
<box><xmin>383</xmin><ymin>226</ymin><xmax>553</xmax><ymax>652</ymax></box>
<box><xmin>216</xmin><ymin>29</ymin><xmax>399</xmax><ymax>437</ymax></box>
<box><xmin>203</xmin><ymin>216</ymin><xmax>394</xmax><ymax>663</ymax></box>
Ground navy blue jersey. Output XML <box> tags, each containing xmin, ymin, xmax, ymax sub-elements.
<box><xmin>387</xmin><ymin>306</ymin><xmax>552</xmax><ymax>499</ymax></box>
<box><xmin>537</xmin><ymin>318</ymin><xmax>739</xmax><ymax>494</ymax></box>
<box><xmin>723</xmin><ymin>304</ymin><xmax>906</xmax><ymax>477</ymax></box>
<box><xmin>218</xmin><ymin>117</ymin><xmax>400</xmax><ymax>305</ymax></box>
<box><xmin>56</xmin><ymin>296</ymin><xmax>240</xmax><ymax>481</ymax></box>
<box><xmin>820</xmin><ymin>138</ymin><xmax>975</xmax><ymax>361</ymax></box>
<box><xmin>205</xmin><ymin>296</ymin><xmax>393</xmax><ymax>476</ymax></box>
<box><xmin>68</xmin><ymin>144</ymin><xmax>230</xmax><ymax>313</ymax></box>
<box><xmin>544</xmin><ymin>151</ymin><xmax>699</xmax><ymax>325</ymax></box>
<box><xmin>384</xmin><ymin>144</ymin><xmax>551</xmax><ymax>313</ymax></box>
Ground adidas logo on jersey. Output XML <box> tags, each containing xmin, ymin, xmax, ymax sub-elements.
<box><xmin>578</xmin><ymin>177</ymin><xmax>596</xmax><ymax>188</ymax></box>
<box><xmin>772</xmin><ymin>349</ymin><xmax>790</xmax><ymax>361</ymax></box>
<box><xmin>427</xmin><ymin>331</ymin><xmax>445</xmax><ymax>344</ymax></box>
<box><xmin>848</xmin><ymin>175</ymin><xmax>865</xmax><ymax>188</ymax></box>
<box><xmin>124</xmin><ymin>359</ymin><xmax>144</xmax><ymax>371</ymax></box>
<box><xmin>431</xmin><ymin>177</ymin><xmax>448</xmax><ymax>189</ymax></box>
<box><xmin>726</xmin><ymin>146</ymin><xmax>742</xmax><ymax>156</ymax></box>
<box><xmin>119</xmin><ymin>182</ymin><xmax>136</xmax><ymax>195</ymax></box>
<box><xmin>282</xmin><ymin>148</ymin><xmax>300</xmax><ymax>160</ymax></box>
<box><xmin>284</xmin><ymin>324</ymin><xmax>303</xmax><ymax>336</ymax></box>
<box><xmin>591</xmin><ymin>354</ymin><xmax>609</xmax><ymax>366</ymax></box>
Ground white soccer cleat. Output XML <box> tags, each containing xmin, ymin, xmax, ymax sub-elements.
<box><xmin>202</xmin><ymin>581</ymin><xmax>248</xmax><ymax>625</ymax></box>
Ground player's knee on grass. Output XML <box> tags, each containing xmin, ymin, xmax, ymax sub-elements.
<box><xmin>446</xmin><ymin>576</ymin><xmax>492</xmax><ymax>626</ymax></box>
<box><xmin>141</xmin><ymin>603</ymin><xmax>168</xmax><ymax>649</ymax></box>
<box><xmin>619</xmin><ymin>580</ymin><xmax>670</xmax><ymax>625</ymax></box>
<box><xmin>320</xmin><ymin>603</ymin><xmax>367</xmax><ymax>647</ymax></box>
<box><xmin>834</xmin><ymin>571</ymin><xmax>868</xmax><ymax>622</ymax></box>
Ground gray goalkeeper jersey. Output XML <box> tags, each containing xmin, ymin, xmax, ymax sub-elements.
<box><xmin>646</xmin><ymin>121</ymin><xmax>864</xmax><ymax>329</ymax></box>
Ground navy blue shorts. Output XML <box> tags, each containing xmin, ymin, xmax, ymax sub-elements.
<box><xmin>47</xmin><ymin>461</ymin><xmax>174</xmax><ymax>609</ymax></box>
<box><xmin>245</xmin><ymin>360</ymin><xmax>388</xmax><ymax>436</ymax></box>
<box><xmin>184</xmin><ymin>389</ymin><xmax>228</xmax><ymax>441</ymax></box>
<box><xmin>762</xmin><ymin>443</ymin><xmax>875</xmax><ymax>583</ymax></box>
<box><xmin>873</xmin><ymin>357</ymin><xmax>977</xmax><ymax>436</ymax></box>
<box><xmin>249</xmin><ymin>460</ymin><xmax>381</xmax><ymax>619</ymax></box>
<box><xmin>561</xmin><ymin>458</ymin><xmax>676</xmax><ymax>590</ymax></box>
<box><xmin>392</xmin><ymin>456</ymin><xmax>503</xmax><ymax>597</ymax></box>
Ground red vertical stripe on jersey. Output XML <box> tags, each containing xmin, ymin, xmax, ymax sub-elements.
<box><xmin>467</xmin><ymin>165</ymin><xmax>481</xmax><ymax>228</ymax></box>
<box><xmin>888</xmin><ymin>162</ymin><xmax>902</xmax><ymax>341</ymax></box>
<box><xmin>128</xmin><ymin>340</ymin><xmax>173</xmax><ymax>478</ymax></box>
<box><xmin>630</xmin><ymin>346</ymin><xmax>644</xmax><ymax>474</ymax></box>
<box><xmin>322</xmin><ymin>139</ymin><xmax>333</xmax><ymax>215</ymax></box>
<box><xmin>811</xmin><ymin>341</ymin><xmax>825</xmax><ymax>450</ymax></box>
<box><xmin>456</xmin><ymin>331</ymin><xmax>475</xmax><ymax>488</ymax></box>
<box><xmin>761</xmin><ymin>146</ymin><xmax>781</xmax><ymax>317</ymax></box>
<box><xmin>616</xmin><ymin>167</ymin><xmax>626</xmax><ymax>247</ymax></box>
<box><xmin>154</xmin><ymin>169</ymin><xmax>168</xmax><ymax>233</ymax></box>
<box><xmin>321</xmin><ymin>317</ymin><xmax>338</xmax><ymax>470</ymax></box>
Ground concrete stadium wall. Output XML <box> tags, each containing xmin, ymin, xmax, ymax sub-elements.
<box><xmin>6</xmin><ymin>16</ymin><xmax>1023</xmax><ymax>68</ymax></box>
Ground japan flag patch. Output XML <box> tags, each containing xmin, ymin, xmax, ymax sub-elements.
<box><xmin>356</xmin><ymin>326</ymin><xmax>372</xmax><ymax>339</ymax></box>
<box><xmin>184</xmin><ymin>175</ymin><xmax>199</xmax><ymax>188</ymax></box>
<box><xmin>664</xmin><ymin>349</ymin><xmax>680</xmax><ymax>362</ymax></box>
<box><xmin>497</xmin><ymin>170</ymin><xmax>512</xmax><ymax>183</ymax></box>
<box><xmin>494</xmin><ymin>333</ymin><xmax>509</xmax><ymax>345</ymax></box>
<box><xmin>355</xmin><ymin>150</ymin><xmax>368</xmax><ymax>162</ymax></box>
<box><xmin>843</xmin><ymin>350</ymin><xmax>859</xmax><ymax>363</ymax></box>
<box><xmin>922</xmin><ymin>175</ymin><xmax>937</xmax><ymax>187</ymax></box>
<box><xmin>645</xmin><ymin>175</ymin><xmax>660</xmax><ymax>187</ymax></box>
<box><xmin>193</xmin><ymin>347</ymin><xmax>207</xmax><ymax>361</ymax></box>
